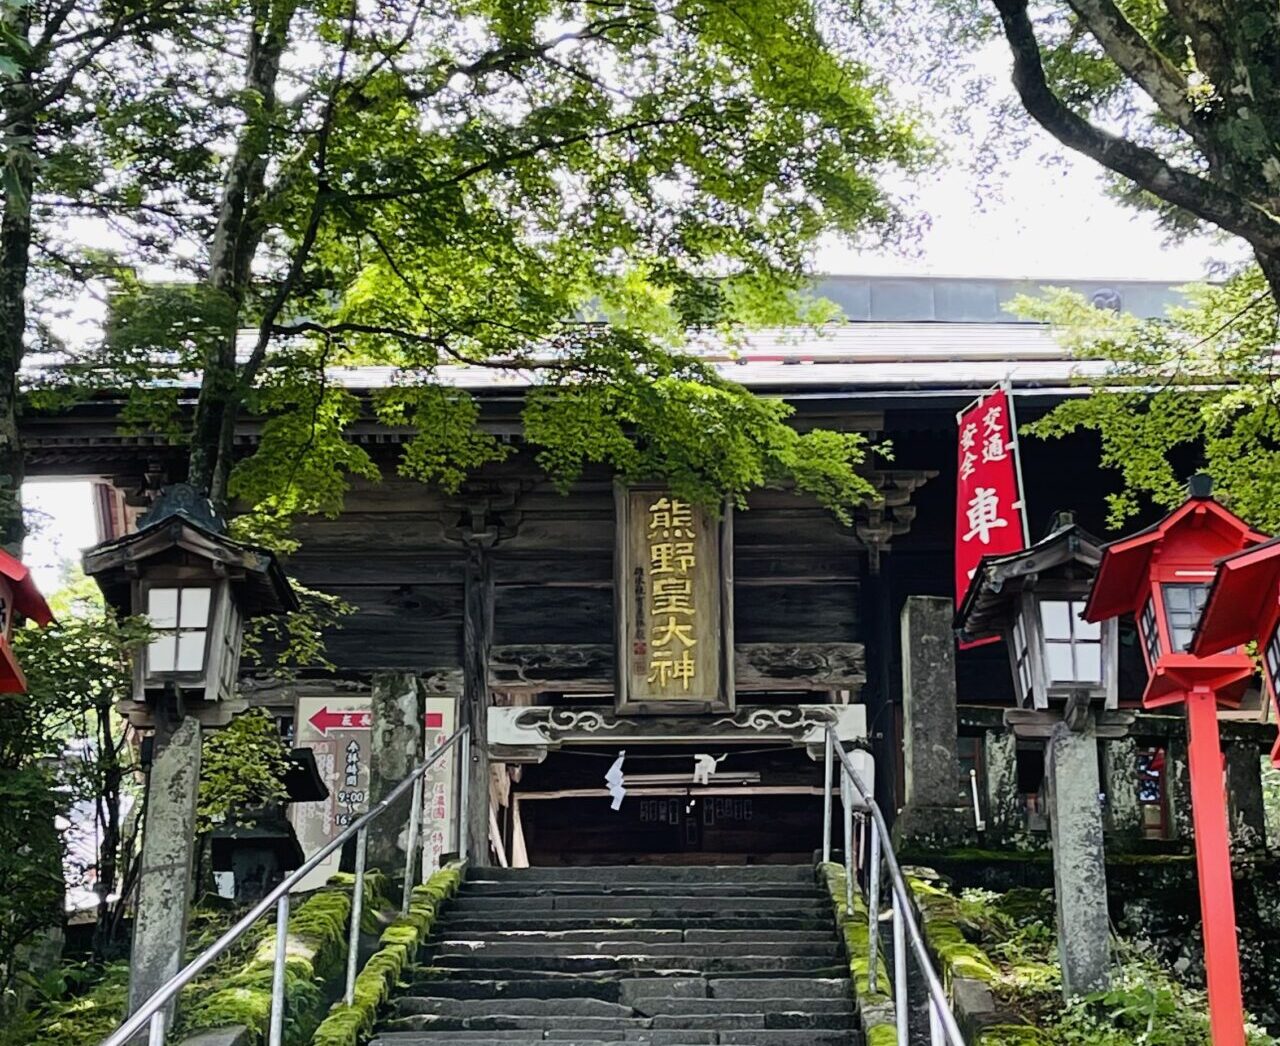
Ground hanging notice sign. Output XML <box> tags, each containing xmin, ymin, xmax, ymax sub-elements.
<box><xmin>615</xmin><ymin>484</ymin><xmax>733</xmax><ymax>714</ymax></box>
<box><xmin>955</xmin><ymin>386</ymin><xmax>1030</xmax><ymax>643</ymax></box>
<box><xmin>290</xmin><ymin>695</ymin><xmax>372</xmax><ymax>892</ymax></box>
<box><xmin>420</xmin><ymin>694</ymin><xmax>458</xmax><ymax>877</ymax></box>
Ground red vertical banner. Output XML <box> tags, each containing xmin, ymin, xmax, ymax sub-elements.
<box><xmin>955</xmin><ymin>387</ymin><xmax>1029</xmax><ymax>637</ymax></box>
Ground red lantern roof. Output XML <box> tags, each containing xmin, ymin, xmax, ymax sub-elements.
<box><xmin>1083</xmin><ymin>494</ymin><xmax>1268</xmax><ymax>623</ymax></box>
<box><xmin>0</xmin><ymin>549</ymin><xmax>53</xmax><ymax>627</ymax></box>
<box><xmin>1192</xmin><ymin>534</ymin><xmax>1280</xmax><ymax>657</ymax></box>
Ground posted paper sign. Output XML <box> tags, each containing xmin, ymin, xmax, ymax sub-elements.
<box><xmin>290</xmin><ymin>696</ymin><xmax>372</xmax><ymax>892</ymax></box>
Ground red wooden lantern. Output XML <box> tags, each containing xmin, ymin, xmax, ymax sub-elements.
<box><xmin>0</xmin><ymin>549</ymin><xmax>54</xmax><ymax>693</ymax></box>
<box><xmin>1192</xmin><ymin>533</ymin><xmax>1280</xmax><ymax>766</ymax></box>
<box><xmin>1083</xmin><ymin>476</ymin><xmax>1263</xmax><ymax>1046</ymax></box>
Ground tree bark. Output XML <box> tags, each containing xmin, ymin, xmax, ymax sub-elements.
<box><xmin>187</xmin><ymin>0</ymin><xmax>298</xmax><ymax>507</ymax></box>
<box><xmin>0</xmin><ymin>10</ymin><xmax>34</xmax><ymax>554</ymax></box>
<box><xmin>990</xmin><ymin>0</ymin><xmax>1280</xmax><ymax>258</ymax></box>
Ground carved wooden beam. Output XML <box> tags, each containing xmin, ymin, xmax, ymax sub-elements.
<box><xmin>488</xmin><ymin>641</ymin><xmax>865</xmax><ymax>694</ymax></box>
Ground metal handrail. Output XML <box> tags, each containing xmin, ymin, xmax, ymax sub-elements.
<box><xmin>102</xmin><ymin>724</ymin><xmax>472</xmax><ymax>1046</ymax></box>
<box><xmin>822</xmin><ymin>727</ymin><xmax>966</xmax><ymax>1046</ymax></box>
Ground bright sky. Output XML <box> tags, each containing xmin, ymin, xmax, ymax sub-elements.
<box><xmin>21</xmin><ymin>45</ymin><xmax>1255</xmax><ymax>591</ymax></box>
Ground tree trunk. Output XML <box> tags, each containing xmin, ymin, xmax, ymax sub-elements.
<box><xmin>1256</xmin><ymin>249</ymin><xmax>1280</xmax><ymax>309</ymax></box>
<box><xmin>187</xmin><ymin>0</ymin><xmax>297</xmax><ymax>507</ymax></box>
<box><xmin>0</xmin><ymin>13</ymin><xmax>35</xmax><ymax>554</ymax></box>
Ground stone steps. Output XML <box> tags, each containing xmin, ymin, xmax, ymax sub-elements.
<box><xmin>447</xmin><ymin>897</ymin><xmax>831</xmax><ymax>914</ymax></box>
<box><xmin>462</xmin><ymin>884</ymin><xmax>823</xmax><ymax>899</ymax></box>
<box><xmin>442</xmin><ymin>916</ymin><xmax>834</xmax><ymax>932</ymax></box>
<box><xmin>374</xmin><ymin>1033</ymin><xmax>855</xmax><ymax>1046</ymax></box>
<box><xmin>469</xmin><ymin>866</ymin><xmax>814</xmax><ymax>884</ymax></box>
<box><xmin>367</xmin><ymin>865</ymin><xmax>862</xmax><ymax>1046</ymax></box>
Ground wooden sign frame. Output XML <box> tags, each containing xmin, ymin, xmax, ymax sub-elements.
<box><xmin>613</xmin><ymin>482</ymin><xmax>734</xmax><ymax>715</ymax></box>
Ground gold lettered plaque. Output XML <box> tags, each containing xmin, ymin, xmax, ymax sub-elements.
<box><xmin>614</xmin><ymin>483</ymin><xmax>733</xmax><ymax>713</ymax></box>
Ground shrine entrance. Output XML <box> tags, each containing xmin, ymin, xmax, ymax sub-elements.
<box><xmin>487</xmin><ymin>705</ymin><xmax>869</xmax><ymax>866</ymax></box>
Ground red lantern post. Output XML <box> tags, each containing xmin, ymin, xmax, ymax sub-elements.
<box><xmin>1083</xmin><ymin>478</ymin><xmax>1264</xmax><ymax>1046</ymax></box>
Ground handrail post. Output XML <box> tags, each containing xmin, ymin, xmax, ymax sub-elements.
<box><xmin>458</xmin><ymin>727</ymin><xmax>471</xmax><ymax>864</ymax></box>
<box><xmin>98</xmin><ymin>729</ymin><xmax>469</xmax><ymax>1046</ymax></box>
<box><xmin>893</xmin><ymin>898</ymin><xmax>908</xmax><ymax>1046</ymax></box>
<box><xmin>402</xmin><ymin>775</ymin><xmax>424</xmax><ymax>915</ymax></box>
<box><xmin>841</xmin><ymin>766</ymin><xmax>854</xmax><ymax>917</ymax></box>
<box><xmin>345</xmin><ymin>826</ymin><xmax>368</xmax><ymax>1005</ymax></box>
<box><xmin>930</xmin><ymin>996</ymin><xmax>944</xmax><ymax>1046</ymax></box>
<box><xmin>868</xmin><ymin>823</ymin><xmax>881</xmax><ymax>995</ymax></box>
<box><xmin>822</xmin><ymin>729</ymin><xmax>833</xmax><ymax>864</ymax></box>
<box><xmin>269</xmin><ymin>892</ymin><xmax>290</xmax><ymax>1046</ymax></box>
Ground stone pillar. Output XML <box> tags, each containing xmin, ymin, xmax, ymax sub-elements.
<box><xmin>129</xmin><ymin>717</ymin><xmax>202</xmax><ymax>1034</ymax></box>
<box><xmin>895</xmin><ymin>595</ymin><xmax>969</xmax><ymax>847</ymax></box>
<box><xmin>1045</xmin><ymin>721</ymin><xmax>1110</xmax><ymax>996</ymax></box>
<box><xmin>369</xmin><ymin>672</ymin><xmax>424</xmax><ymax>872</ymax></box>
<box><xmin>1165</xmin><ymin>732</ymin><xmax>1195</xmax><ymax>842</ymax></box>
<box><xmin>1102</xmin><ymin>737</ymin><xmax>1143</xmax><ymax>847</ymax></box>
<box><xmin>983</xmin><ymin>729</ymin><xmax>1021</xmax><ymax>844</ymax></box>
<box><xmin>1225</xmin><ymin>741</ymin><xmax>1267</xmax><ymax>854</ymax></box>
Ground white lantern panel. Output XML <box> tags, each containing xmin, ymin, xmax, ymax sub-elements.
<box><xmin>1075</xmin><ymin>613</ymin><xmax>1101</xmax><ymax>641</ymax></box>
<box><xmin>148</xmin><ymin>588</ymin><xmax>179</xmax><ymax>628</ymax></box>
<box><xmin>1045</xmin><ymin>642</ymin><xmax>1075</xmax><ymax>682</ymax></box>
<box><xmin>177</xmin><ymin>631</ymin><xmax>207</xmax><ymax>672</ymax></box>
<box><xmin>179</xmin><ymin>588</ymin><xmax>211</xmax><ymax>627</ymax></box>
<box><xmin>148</xmin><ymin>634</ymin><xmax>177</xmax><ymax>673</ymax></box>
<box><xmin>1040</xmin><ymin>601</ymin><xmax>1072</xmax><ymax>641</ymax></box>
<box><xmin>1075</xmin><ymin>642</ymin><xmax>1102</xmax><ymax>683</ymax></box>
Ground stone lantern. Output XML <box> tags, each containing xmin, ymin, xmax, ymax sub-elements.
<box><xmin>83</xmin><ymin>484</ymin><xmax>297</xmax><ymax>732</ymax></box>
<box><xmin>85</xmin><ymin>485</ymin><xmax>299</xmax><ymax>1030</ymax></box>
<box><xmin>957</xmin><ymin>512</ymin><xmax>1119</xmax><ymax>717</ymax></box>
<box><xmin>956</xmin><ymin>512</ymin><xmax>1131</xmax><ymax>996</ymax></box>
<box><xmin>1083</xmin><ymin>476</ymin><xmax>1266</xmax><ymax>1046</ymax></box>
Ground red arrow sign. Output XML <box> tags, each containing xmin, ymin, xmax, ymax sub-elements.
<box><xmin>308</xmin><ymin>706</ymin><xmax>372</xmax><ymax>736</ymax></box>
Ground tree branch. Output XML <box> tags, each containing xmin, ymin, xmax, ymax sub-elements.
<box><xmin>1064</xmin><ymin>0</ymin><xmax>1213</xmax><ymax>155</ymax></box>
<box><xmin>991</xmin><ymin>0</ymin><xmax>1280</xmax><ymax>253</ymax></box>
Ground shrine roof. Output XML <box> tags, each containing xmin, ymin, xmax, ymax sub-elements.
<box><xmin>278</xmin><ymin>322</ymin><xmax>1115</xmax><ymax>398</ymax></box>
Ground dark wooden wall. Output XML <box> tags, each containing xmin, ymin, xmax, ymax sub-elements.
<box><xmin>284</xmin><ymin>455</ymin><xmax>870</xmax><ymax>681</ymax></box>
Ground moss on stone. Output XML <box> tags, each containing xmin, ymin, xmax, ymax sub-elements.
<box><xmin>866</xmin><ymin>1024</ymin><xmax>899</xmax><ymax>1046</ymax></box>
<box><xmin>310</xmin><ymin>864</ymin><xmax>462</xmax><ymax>1046</ymax></box>
<box><xmin>174</xmin><ymin>871</ymin><xmax>389</xmax><ymax>1046</ymax></box>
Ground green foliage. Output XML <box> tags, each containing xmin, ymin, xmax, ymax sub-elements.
<box><xmin>0</xmin><ymin>960</ymin><xmax>130</xmax><ymax>1046</ymax></box>
<box><xmin>197</xmin><ymin>709</ymin><xmax>293</xmax><ymax>834</ymax></box>
<box><xmin>0</xmin><ymin>579</ymin><xmax>151</xmax><ymax>984</ymax></box>
<box><xmin>1020</xmin><ymin>266</ymin><xmax>1280</xmax><ymax>530</ymax></box>
<box><xmin>29</xmin><ymin>0</ymin><xmax>930</xmax><ymax>543</ymax></box>
<box><xmin>311</xmin><ymin>864</ymin><xmax>463</xmax><ymax>1046</ymax></box>
<box><xmin>938</xmin><ymin>878</ymin><xmax>1280</xmax><ymax>1046</ymax></box>
<box><xmin>1262</xmin><ymin>757</ymin><xmax>1280</xmax><ymax>851</ymax></box>
<box><xmin>522</xmin><ymin>329</ymin><xmax>881</xmax><ymax>520</ymax></box>
<box><xmin>240</xmin><ymin>581</ymin><xmax>355</xmax><ymax>677</ymax></box>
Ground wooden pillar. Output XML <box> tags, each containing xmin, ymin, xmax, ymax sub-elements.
<box><xmin>463</xmin><ymin>545</ymin><xmax>493</xmax><ymax>863</ymax></box>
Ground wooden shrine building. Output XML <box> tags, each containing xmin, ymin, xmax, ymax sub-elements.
<box><xmin>29</xmin><ymin>274</ymin><xmax>1272</xmax><ymax>867</ymax></box>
